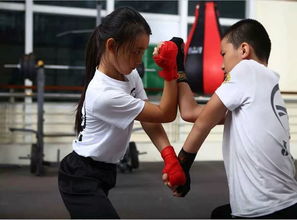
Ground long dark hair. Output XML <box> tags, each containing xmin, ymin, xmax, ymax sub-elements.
<box><xmin>75</xmin><ymin>7</ymin><xmax>151</xmax><ymax>134</ymax></box>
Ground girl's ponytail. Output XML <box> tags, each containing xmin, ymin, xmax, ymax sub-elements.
<box><xmin>74</xmin><ymin>28</ymin><xmax>100</xmax><ymax>134</ymax></box>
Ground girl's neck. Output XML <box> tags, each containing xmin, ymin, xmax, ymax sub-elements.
<box><xmin>98</xmin><ymin>64</ymin><xmax>125</xmax><ymax>81</ymax></box>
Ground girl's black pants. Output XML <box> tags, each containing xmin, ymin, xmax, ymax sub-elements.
<box><xmin>58</xmin><ymin>151</ymin><xmax>120</xmax><ymax>219</ymax></box>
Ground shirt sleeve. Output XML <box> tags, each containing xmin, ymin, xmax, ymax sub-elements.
<box><xmin>215</xmin><ymin>60</ymin><xmax>254</xmax><ymax>111</ymax></box>
<box><xmin>92</xmin><ymin>90</ymin><xmax>145</xmax><ymax>130</ymax></box>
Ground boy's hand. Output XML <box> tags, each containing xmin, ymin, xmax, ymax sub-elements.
<box><xmin>174</xmin><ymin>170</ymin><xmax>191</xmax><ymax>197</ymax></box>
<box><xmin>174</xmin><ymin>148</ymin><xmax>197</xmax><ymax>197</ymax></box>
<box><xmin>161</xmin><ymin>146</ymin><xmax>186</xmax><ymax>187</ymax></box>
<box><xmin>169</xmin><ymin>37</ymin><xmax>185</xmax><ymax>73</ymax></box>
<box><xmin>153</xmin><ymin>41</ymin><xmax>178</xmax><ymax>81</ymax></box>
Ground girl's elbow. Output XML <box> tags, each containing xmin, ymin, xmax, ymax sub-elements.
<box><xmin>168</xmin><ymin>114</ymin><xmax>177</xmax><ymax>122</ymax></box>
<box><xmin>163</xmin><ymin>112</ymin><xmax>176</xmax><ymax>123</ymax></box>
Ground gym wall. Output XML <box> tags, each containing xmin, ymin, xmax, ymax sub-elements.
<box><xmin>255</xmin><ymin>0</ymin><xmax>297</xmax><ymax>92</ymax></box>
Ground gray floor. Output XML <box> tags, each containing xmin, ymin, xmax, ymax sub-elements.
<box><xmin>0</xmin><ymin>161</ymin><xmax>229</xmax><ymax>219</ymax></box>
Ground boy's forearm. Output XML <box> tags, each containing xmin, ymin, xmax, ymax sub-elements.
<box><xmin>182</xmin><ymin>122</ymin><xmax>211</xmax><ymax>153</ymax></box>
<box><xmin>182</xmin><ymin>94</ymin><xmax>228</xmax><ymax>153</ymax></box>
<box><xmin>178</xmin><ymin>81</ymin><xmax>203</xmax><ymax>122</ymax></box>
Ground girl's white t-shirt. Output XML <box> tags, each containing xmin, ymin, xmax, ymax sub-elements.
<box><xmin>73</xmin><ymin>69</ymin><xmax>147</xmax><ymax>164</ymax></box>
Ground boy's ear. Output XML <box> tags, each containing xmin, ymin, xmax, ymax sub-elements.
<box><xmin>240</xmin><ymin>42</ymin><xmax>250</xmax><ymax>59</ymax></box>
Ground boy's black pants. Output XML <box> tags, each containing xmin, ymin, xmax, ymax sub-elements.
<box><xmin>211</xmin><ymin>202</ymin><xmax>297</xmax><ymax>219</ymax></box>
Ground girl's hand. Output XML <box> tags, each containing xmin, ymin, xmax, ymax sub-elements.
<box><xmin>153</xmin><ymin>41</ymin><xmax>178</xmax><ymax>81</ymax></box>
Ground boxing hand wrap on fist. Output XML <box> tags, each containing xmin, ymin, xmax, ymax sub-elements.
<box><xmin>169</xmin><ymin>37</ymin><xmax>185</xmax><ymax>73</ymax></box>
<box><xmin>175</xmin><ymin>148</ymin><xmax>197</xmax><ymax>197</ymax></box>
<box><xmin>169</xmin><ymin>37</ymin><xmax>189</xmax><ymax>84</ymax></box>
<box><xmin>153</xmin><ymin>41</ymin><xmax>178</xmax><ymax>81</ymax></box>
<box><xmin>161</xmin><ymin>146</ymin><xmax>186</xmax><ymax>186</ymax></box>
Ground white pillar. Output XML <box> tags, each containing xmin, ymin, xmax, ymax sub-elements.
<box><xmin>106</xmin><ymin>0</ymin><xmax>115</xmax><ymax>14</ymax></box>
<box><xmin>24</xmin><ymin>0</ymin><xmax>33</xmax><ymax>142</ymax></box>
<box><xmin>245</xmin><ymin>0</ymin><xmax>255</xmax><ymax>19</ymax></box>
<box><xmin>25</xmin><ymin>0</ymin><xmax>33</xmax><ymax>54</ymax></box>
<box><xmin>179</xmin><ymin>0</ymin><xmax>188</xmax><ymax>41</ymax></box>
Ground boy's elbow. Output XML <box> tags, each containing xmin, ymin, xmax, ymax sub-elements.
<box><xmin>180</xmin><ymin>111</ymin><xmax>196</xmax><ymax>123</ymax></box>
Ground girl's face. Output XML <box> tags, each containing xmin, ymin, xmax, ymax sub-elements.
<box><xmin>116</xmin><ymin>33</ymin><xmax>150</xmax><ymax>75</ymax></box>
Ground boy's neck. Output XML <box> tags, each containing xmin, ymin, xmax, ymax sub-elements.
<box><xmin>247</xmin><ymin>55</ymin><xmax>267</xmax><ymax>67</ymax></box>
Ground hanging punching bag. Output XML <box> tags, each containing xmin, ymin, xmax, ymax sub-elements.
<box><xmin>184</xmin><ymin>2</ymin><xmax>224</xmax><ymax>95</ymax></box>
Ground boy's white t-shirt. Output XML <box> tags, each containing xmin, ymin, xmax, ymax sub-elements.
<box><xmin>215</xmin><ymin>60</ymin><xmax>297</xmax><ymax>217</ymax></box>
<box><xmin>73</xmin><ymin>69</ymin><xmax>147</xmax><ymax>164</ymax></box>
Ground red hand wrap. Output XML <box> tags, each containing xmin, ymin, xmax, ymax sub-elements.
<box><xmin>161</xmin><ymin>146</ymin><xmax>186</xmax><ymax>186</ymax></box>
<box><xmin>153</xmin><ymin>41</ymin><xmax>178</xmax><ymax>81</ymax></box>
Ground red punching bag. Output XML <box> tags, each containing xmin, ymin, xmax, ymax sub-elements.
<box><xmin>184</xmin><ymin>2</ymin><xmax>224</xmax><ymax>95</ymax></box>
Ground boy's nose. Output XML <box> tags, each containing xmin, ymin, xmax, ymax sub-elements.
<box><xmin>221</xmin><ymin>63</ymin><xmax>225</xmax><ymax>72</ymax></box>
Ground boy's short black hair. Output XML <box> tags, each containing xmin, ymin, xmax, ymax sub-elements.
<box><xmin>222</xmin><ymin>19</ymin><xmax>271</xmax><ymax>63</ymax></box>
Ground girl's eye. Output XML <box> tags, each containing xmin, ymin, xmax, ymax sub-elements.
<box><xmin>132</xmin><ymin>50</ymin><xmax>143</xmax><ymax>55</ymax></box>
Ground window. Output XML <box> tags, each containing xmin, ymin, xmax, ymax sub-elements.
<box><xmin>33</xmin><ymin>13</ymin><xmax>95</xmax><ymax>89</ymax></box>
<box><xmin>115</xmin><ymin>0</ymin><xmax>178</xmax><ymax>14</ymax></box>
<box><xmin>187</xmin><ymin>1</ymin><xmax>246</xmax><ymax>36</ymax></box>
<box><xmin>33</xmin><ymin>0</ymin><xmax>106</xmax><ymax>9</ymax></box>
<box><xmin>0</xmin><ymin>10</ymin><xmax>25</xmax><ymax>87</ymax></box>
<box><xmin>188</xmin><ymin>1</ymin><xmax>245</xmax><ymax>18</ymax></box>
<box><xmin>0</xmin><ymin>0</ymin><xmax>246</xmax><ymax>98</ymax></box>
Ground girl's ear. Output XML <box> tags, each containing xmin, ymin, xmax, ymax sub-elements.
<box><xmin>106</xmin><ymin>38</ymin><xmax>116</xmax><ymax>53</ymax></box>
<box><xmin>240</xmin><ymin>42</ymin><xmax>251</xmax><ymax>59</ymax></box>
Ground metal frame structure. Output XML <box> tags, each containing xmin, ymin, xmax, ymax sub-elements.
<box><xmin>9</xmin><ymin>66</ymin><xmax>76</xmax><ymax>176</ymax></box>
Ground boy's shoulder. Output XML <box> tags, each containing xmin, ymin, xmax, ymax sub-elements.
<box><xmin>230</xmin><ymin>60</ymin><xmax>256</xmax><ymax>76</ymax></box>
<box><xmin>237</xmin><ymin>59</ymin><xmax>262</xmax><ymax>68</ymax></box>
<box><xmin>233</xmin><ymin>59</ymin><xmax>268</xmax><ymax>75</ymax></box>
<box><xmin>233</xmin><ymin>59</ymin><xmax>279</xmax><ymax>81</ymax></box>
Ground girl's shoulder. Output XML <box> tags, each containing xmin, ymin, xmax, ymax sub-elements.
<box><xmin>126</xmin><ymin>69</ymin><xmax>140</xmax><ymax>80</ymax></box>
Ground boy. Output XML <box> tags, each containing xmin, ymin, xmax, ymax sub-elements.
<box><xmin>169</xmin><ymin>19</ymin><xmax>297</xmax><ymax>218</ymax></box>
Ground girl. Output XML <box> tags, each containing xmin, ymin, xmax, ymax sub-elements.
<box><xmin>58</xmin><ymin>7</ymin><xmax>185</xmax><ymax>219</ymax></box>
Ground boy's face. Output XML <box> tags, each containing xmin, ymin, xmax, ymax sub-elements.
<box><xmin>220</xmin><ymin>37</ymin><xmax>243</xmax><ymax>75</ymax></box>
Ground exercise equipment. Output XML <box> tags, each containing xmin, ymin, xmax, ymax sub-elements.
<box><xmin>10</xmin><ymin>59</ymin><xmax>47</xmax><ymax>176</ymax></box>
<box><xmin>184</xmin><ymin>1</ymin><xmax>224</xmax><ymax>95</ymax></box>
<box><xmin>19</xmin><ymin>53</ymin><xmax>37</xmax><ymax>81</ymax></box>
<box><xmin>117</xmin><ymin>141</ymin><xmax>139</xmax><ymax>173</ymax></box>
<box><xmin>9</xmin><ymin>55</ymin><xmax>75</xmax><ymax>176</ymax></box>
